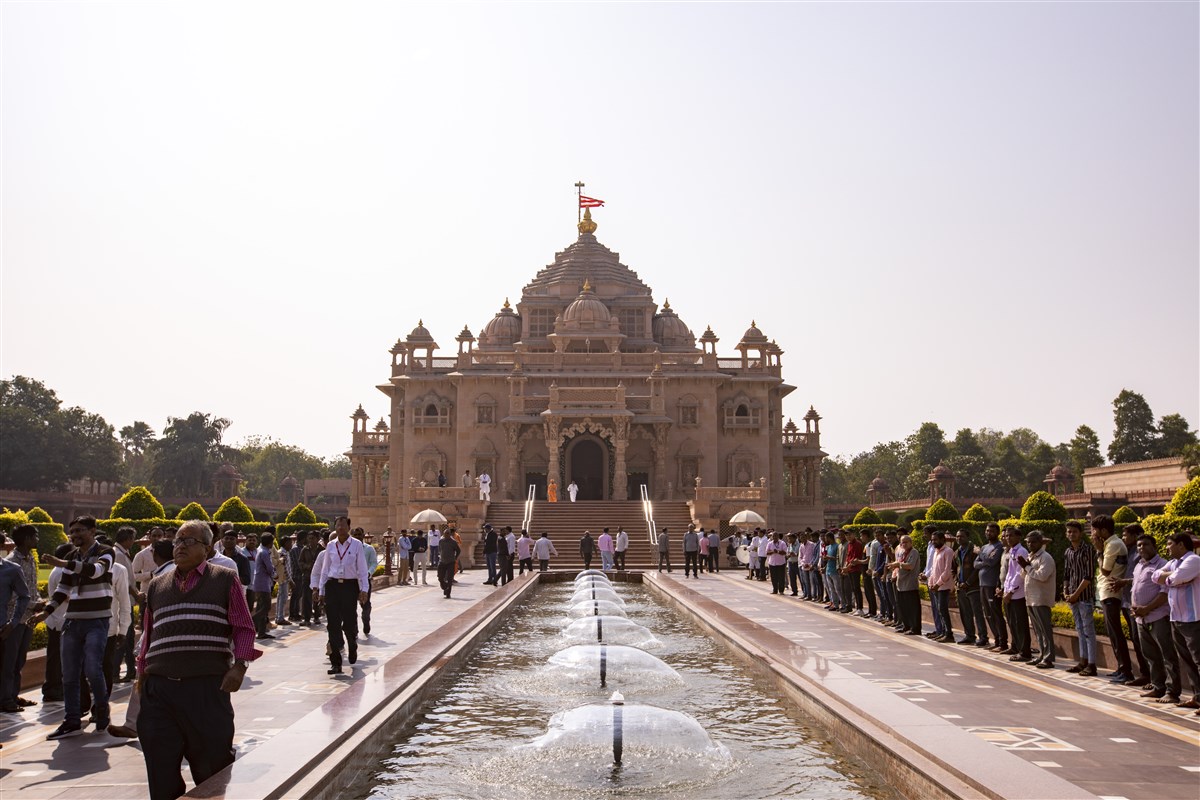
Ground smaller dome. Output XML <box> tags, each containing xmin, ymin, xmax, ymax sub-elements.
<box><xmin>803</xmin><ymin>405</ymin><xmax>821</xmax><ymax>421</ymax></box>
<box><xmin>739</xmin><ymin>320</ymin><xmax>768</xmax><ymax>344</ymax></box>
<box><xmin>456</xmin><ymin>325</ymin><xmax>475</xmax><ymax>342</ymax></box>
<box><xmin>868</xmin><ymin>476</ymin><xmax>890</xmax><ymax>492</ymax></box>
<box><xmin>351</xmin><ymin>404</ymin><xmax>368</xmax><ymax>419</ymax></box>
<box><xmin>699</xmin><ymin>325</ymin><xmax>719</xmax><ymax>343</ymax></box>
<box><xmin>374</xmin><ymin>418</ymin><xmax>389</xmax><ymax>432</ymax></box>
<box><xmin>1048</xmin><ymin>464</ymin><xmax>1074</xmax><ymax>481</ymax></box>
<box><xmin>215</xmin><ymin>463</ymin><xmax>243</xmax><ymax>479</ymax></box>
<box><xmin>652</xmin><ymin>300</ymin><xmax>695</xmax><ymax>350</ymax></box>
<box><xmin>561</xmin><ymin>280</ymin><xmax>612</xmax><ymax>327</ymax></box>
<box><xmin>783</xmin><ymin>418</ymin><xmax>799</xmax><ymax>433</ymax></box>
<box><xmin>389</xmin><ymin>339</ymin><xmax>407</xmax><ymax>355</ymax></box>
<box><xmin>929</xmin><ymin>463</ymin><xmax>955</xmax><ymax>480</ymax></box>
<box><xmin>279</xmin><ymin>475</ymin><xmax>300</xmax><ymax>489</ymax></box>
<box><xmin>479</xmin><ymin>300</ymin><xmax>521</xmax><ymax>349</ymax></box>
<box><xmin>407</xmin><ymin>320</ymin><xmax>434</xmax><ymax>343</ymax></box>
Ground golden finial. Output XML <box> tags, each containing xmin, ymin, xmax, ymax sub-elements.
<box><xmin>418</xmin><ymin>319</ymin><xmax>424</xmax><ymax>326</ymax></box>
<box><xmin>751</xmin><ymin>319</ymin><xmax>756</xmax><ymax>327</ymax></box>
<box><xmin>503</xmin><ymin>298</ymin><xmax>510</xmax><ymax>310</ymax></box>
<box><xmin>582</xmin><ymin>278</ymin><xmax>592</xmax><ymax>292</ymax></box>
<box><xmin>577</xmin><ymin>206</ymin><xmax>597</xmax><ymax>235</ymax></box>
<box><xmin>663</xmin><ymin>298</ymin><xmax>671</xmax><ymax>311</ymax></box>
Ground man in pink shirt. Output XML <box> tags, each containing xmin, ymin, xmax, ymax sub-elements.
<box><xmin>597</xmin><ymin>528</ymin><xmax>615</xmax><ymax>572</ymax></box>
<box><xmin>926</xmin><ymin>530</ymin><xmax>956</xmax><ymax>643</ymax></box>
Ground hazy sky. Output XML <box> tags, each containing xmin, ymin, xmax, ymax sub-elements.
<box><xmin>3</xmin><ymin>2</ymin><xmax>1197</xmax><ymax>463</ymax></box>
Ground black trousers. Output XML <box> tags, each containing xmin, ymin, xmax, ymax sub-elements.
<box><xmin>138</xmin><ymin>674</ymin><xmax>234</xmax><ymax>800</ymax></box>
<box><xmin>769</xmin><ymin>563</ymin><xmax>787</xmax><ymax>594</ymax></box>
<box><xmin>361</xmin><ymin>584</ymin><xmax>373</xmax><ymax>632</ymax></box>
<box><xmin>42</xmin><ymin>628</ymin><xmax>63</xmax><ymax>700</ymax></box>
<box><xmin>684</xmin><ymin>551</ymin><xmax>700</xmax><ymax>576</ymax></box>
<box><xmin>862</xmin><ymin>571</ymin><xmax>877</xmax><ymax>616</ymax></box>
<box><xmin>300</xmin><ymin>578</ymin><xmax>315</xmax><ymax>622</ymax></box>
<box><xmin>1102</xmin><ymin>598</ymin><xmax>1133</xmax><ymax>675</ymax></box>
<box><xmin>707</xmin><ymin>551</ymin><xmax>719</xmax><ymax>573</ymax></box>
<box><xmin>615</xmin><ymin>550</ymin><xmax>626</xmax><ymax>570</ymax></box>
<box><xmin>324</xmin><ymin>581</ymin><xmax>359</xmax><ymax>668</ymax></box>
<box><xmin>980</xmin><ymin>586</ymin><xmax>1006</xmax><ymax>647</ymax></box>
<box><xmin>897</xmin><ymin>590</ymin><xmax>921</xmax><ymax>633</ymax></box>
<box><xmin>1123</xmin><ymin>606</ymin><xmax>1151</xmax><ymax>679</ymax></box>
<box><xmin>1007</xmin><ymin>597</ymin><xmax>1031</xmax><ymax>657</ymax></box>
<box><xmin>957</xmin><ymin>587</ymin><xmax>985</xmax><ymax>642</ymax></box>
<box><xmin>519</xmin><ymin>557</ymin><xmax>533</xmax><ymax>574</ymax></box>
<box><xmin>582</xmin><ymin>552</ymin><xmax>593</xmax><ymax>568</ymax></box>
<box><xmin>658</xmin><ymin>552</ymin><xmax>671</xmax><ymax>571</ymax></box>
<box><xmin>252</xmin><ymin>591</ymin><xmax>272</xmax><ymax>637</ymax></box>
<box><xmin>289</xmin><ymin>581</ymin><xmax>301</xmax><ymax>618</ymax></box>
<box><xmin>439</xmin><ymin>561</ymin><xmax>457</xmax><ymax>594</ymax></box>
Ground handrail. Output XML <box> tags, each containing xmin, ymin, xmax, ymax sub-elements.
<box><xmin>522</xmin><ymin>484</ymin><xmax>536</xmax><ymax>533</ymax></box>
<box><xmin>641</xmin><ymin>484</ymin><xmax>657</xmax><ymax>546</ymax></box>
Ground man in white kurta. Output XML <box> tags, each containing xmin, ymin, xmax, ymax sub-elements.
<box><xmin>567</xmin><ymin>481</ymin><xmax>579</xmax><ymax>502</ymax></box>
<box><xmin>477</xmin><ymin>472</ymin><xmax>491</xmax><ymax>501</ymax></box>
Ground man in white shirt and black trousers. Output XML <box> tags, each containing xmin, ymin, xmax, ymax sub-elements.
<box><xmin>316</xmin><ymin>517</ymin><xmax>370</xmax><ymax>675</ymax></box>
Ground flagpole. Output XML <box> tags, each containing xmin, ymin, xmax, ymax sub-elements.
<box><xmin>574</xmin><ymin>180</ymin><xmax>585</xmax><ymax>224</ymax></box>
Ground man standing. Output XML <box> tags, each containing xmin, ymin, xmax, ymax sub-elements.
<box><xmin>766</xmin><ymin>531</ymin><xmax>788</xmax><ymax>594</ymax></box>
<box><xmin>287</xmin><ymin>535</ymin><xmax>304</xmax><ymax>620</ymax></box>
<box><xmin>534</xmin><ymin>532</ymin><xmax>558</xmax><ymax>572</ymax></box>
<box><xmin>1093</xmin><ymin>515</ymin><xmax>1134</xmax><ymax>683</ymax></box>
<box><xmin>477</xmin><ymin>471</ymin><xmax>491</xmax><ymax>502</ymax></box>
<box><xmin>428</xmin><ymin>526</ymin><xmax>442</xmax><ymax>570</ymax></box>
<box><xmin>462</xmin><ymin>469</ymin><xmax>472</xmax><ymax>489</ymax></box>
<box><xmin>954</xmin><ymin>529</ymin><xmax>986</xmax><ymax>646</ymax></box>
<box><xmin>438</xmin><ymin>533</ymin><xmax>462</xmax><ymax>598</ymax></box>
<box><xmin>274</xmin><ymin>535</ymin><xmax>295</xmax><ymax>627</ymax></box>
<box><xmin>315</xmin><ymin>518</ymin><xmax>369</xmax><ymax>675</ymax></box>
<box><xmin>352</xmin><ymin>529</ymin><xmax>377</xmax><ymax>634</ymax></box>
<box><xmin>657</xmin><ymin>528</ymin><xmax>672</xmax><ymax>573</ymax></box>
<box><xmin>683</xmin><ymin>525</ymin><xmax>701</xmax><ymax>578</ymax></box>
<box><xmin>567</xmin><ymin>480</ymin><xmax>579</xmax><ymax>503</ymax></box>
<box><xmin>1116</xmin><ymin>524</ymin><xmax>1153</xmax><ymax>688</ymax></box>
<box><xmin>497</xmin><ymin>526</ymin><xmax>512</xmax><ymax>586</ymax></box>
<box><xmin>132</xmin><ymin>526</ymin><xmax>163</xmax><ymax>596</ymax></box>
<box><xmin>1131</xmin><ymin>533</ymin><xmax>1179</xmax><ymax>702</ymax></box>
<box><xmin>615</xmin><ymin>527</ymin><xmax>629</xmax><ymax>571</ymax></box>
<box><xmin>297</xmin><ymin>531</ymin><xmax>322</xmax><ymax>623</ymax></box>
<box><xmin>223</xmin><ymin>530</ymin><xmax>253</xmax><ymax>608</ymax></box>
<box><xmin>1063</xmin><ymin>521</ymin><xmax>1098</xmax><ymax>675</ymax></box>
<box><xmin>112</xmin><ymin>527</ymin><xmax>138</xmax><ymax>682</ymax></box>
<box><xmin>1</xmin><ymin>526</ymin><xmax>38</xmax><ymax>713</ymax></box>
<box><xmin>483</xmin><ymin>525</ymin><xmax>500</xmax><ymax>585</ymax></box>
<box><xmin>34</xmin><ymin>516</ymin><xmax>114</xmax><ymax>740</ymax></box>
<box><xmin>250</xmin><ymin>533</ymin><xmax>276</xmax><ymax>640</ymax></box>
<box><xmin>516</xmin><ymin>530</ymin><xmax>534</xmax><ymax>575</ymax></box>
<box><xmin>976</xmin><ymin>524</ymin><xmax>1007</xmax><ymax>653</ymax></box>
<box><xmin>706</xmin><ymin>528</ymin><xmax>721</xmax><ymax>574</ymax></box>
<box><xmin>437</xmin><ymin>469</ymin><xmax>447</xmax><ymax>488</ymax></box>
<box><xmin>926</xmin><ymin>530</ymin><xmax>954</xmax><ymax>641</ymax></box>
<box><xmin>579</xmin><ymin>531</ymin><xmax>595</xmax><ymax>570</ymax></box>
<box><xmin>136</xmin><ymin>520</ymin><xmax>260</xmax><ymax>800</ymax></box>
<box><xmin>412</xmin><ymin>529</ymin><xmax>430</xmax><ymax>586</ymax></box>
<box><xmin>1002</xmin><ymin>529</ymin><xmax>1033</xmax><ymax>662</ymax></box>
<box><xmin>1153</xmin><ymin>533</ymin><xmax>1200</xmax><ymax>713</ymax></box>
<box><xmin>891</xmin><ymin>535</ymin><xmax>922</xmax><ymax>635</ymax></box>
<box><xmin>1021</xmin><ymin>531</ymin><xmax>1057</xmax><ymax>668</ymax></box>
<box><xmin>598</xmin><ymin>528</ymin><xmax>615</xmax><ymax>572</ymax></box>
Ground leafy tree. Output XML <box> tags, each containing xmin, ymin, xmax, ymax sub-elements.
<box><xmin>27</xmin><ymin>507</ymin><xmax>53</xmax><ymax>523</ymax></box>
<box><xmin>119</xmin><ymin>421</ymin><xmax>156</xmax><ymax>456</ymax></box>
<box><xmin>1067</xmin><ymin>425</ymin><xmax>1104</xmax><ymax>487</ymax></box>
<box><xmin>950</xmin><ymin>428</ymin><xmax>985</xmax><ymax>459</ymax></box>
<box><xmin>1026</xmin><ymin>443</ymin><xmax>1058</xmax><ymax>495</ymax></box>
<box><xmin>111</xmin><ymin>486</ymin><xmax>166</xmax><ymax>520</ymax></box>
<box><xmin>907</xmin><ymin>423</ymin><xmax>948</xmax><ymax>470</ymax></box>
<box><xmin>1154</xmin><ymin>413</ymin><xmax>1198</xmax><ymax>458</ymax></box>
<box><xmin>1108</xmin><ymin>389</ymin><xmax>1157</xmax><ymax>463</ymax></box>
<box><xmin>323</xmin><ymin>456</ymin><xmax>352</xmax><ymax>479</ymax></box>
<box><xmin>992</xmin><ymin>438</ymin><xmax>1029</xmax><ymax>492</ymax></box>
<box><xmin>1180</xmin><ymin>443</ymin><xmax>1200</xmax><ymax>480</ymax></box>
<box><xmin>213</xmin><ymin>496</ymin><xmax>254</xmax><ymax>523</ymax></box>
<box><xmin>235</xmin><ymin>437</ymin><xmax>329</xmax><ymax>500</ymax></box>
<box><xmin>820</xmin><ymin>458</ymin><xmax>852</xmax><ymax>504</ymax></box>
<box><xmin>1006</xmin><ymin>428</ymin><xmax>1046</xmax><ymax>457</ymax></box>
<box><xmin>149</xmin><ymin>412</ymin><xmax>232</xmax><ymax>496</ymax></box>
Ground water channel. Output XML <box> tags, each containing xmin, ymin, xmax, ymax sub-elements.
<box><xmin>354</xmin><ymin>577</ymin><xmax>892</xmax><ymax>800</ymax></box>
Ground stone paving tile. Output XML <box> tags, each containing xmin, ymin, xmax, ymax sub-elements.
<box><xmin>0</xmin><ymin>576</ymin><xmax>499</xmax><ymax>800</ymax></box>
<box><xmin>670</xmin><ymin>574</ymin><xmax>1200</xmax><ymax>800</ymax></box>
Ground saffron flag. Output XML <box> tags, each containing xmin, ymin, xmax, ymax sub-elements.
<box><xmin>579</xmin><ymin>195</ymin><xmax>605</xmax><ymax>208</ymax></box>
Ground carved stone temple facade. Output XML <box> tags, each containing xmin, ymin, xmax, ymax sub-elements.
<box><xmin>347</xmin><ymin>210</ymin><xmax>826</xmax><ymax>534</ymax></box>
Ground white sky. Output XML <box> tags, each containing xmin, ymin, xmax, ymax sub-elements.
<box><xmin>3</xmin><ymin>2</ymin><xmax>1197</xmax><ymax>462</ymax></box>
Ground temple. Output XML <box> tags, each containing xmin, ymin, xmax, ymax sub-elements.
<box><xmin>347</xmin><ymin>207</ymin><xmax>826</xmax><ymax>539</ymax></box>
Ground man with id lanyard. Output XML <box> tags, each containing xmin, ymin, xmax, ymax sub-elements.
<box><xmin>316</xmin><ymin>517</ymin><xmax>370</xmax><ymax>675</ymax></box>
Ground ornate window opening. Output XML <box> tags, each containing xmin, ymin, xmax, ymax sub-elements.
<box><xmin>617</xmin><ymin>308</ymin><xmax>646</xmax><ymax>340</ymax></box>
<box><xmin>722</xmin><ymin>395</ymin><xmax>761</xmax><ymax>430</ymax></box>
<box><xmin>677</xmin><ymin>394</ymin><xmax>699</xmax><ymax>427</ymax></box>
<box><xmin>528</xmin><ymin>308</ymin><xmax>556</xmax><ymax>339</ymax></box>
<box><xmin>413</xmin><ymin>392</ymin><xmax>452</xmax><ymax>429</ymax></box>
<box><xmin>474</xmin><ymin>393</ymin><xmax>497</xmax><ymax>426</ymax></box>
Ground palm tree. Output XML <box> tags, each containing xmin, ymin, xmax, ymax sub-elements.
<box><xmin>149</xmin><ymin>412</ymin><xmax>232</xmax><ymax>496</ymax></box>
<box><xmin>119</xmin><ymin>421</ymin><xmax>156</xmax><ymax>457</ymax></box>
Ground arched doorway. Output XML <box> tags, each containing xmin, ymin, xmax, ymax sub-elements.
<box><xmin>566</xmin><ymin>435</ymin><xmax>607</xmax><ymax>500</ymax></box>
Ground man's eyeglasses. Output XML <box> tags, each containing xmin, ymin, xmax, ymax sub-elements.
<box><xmin>173</xmin><ymin>537</ymin><xmax>206</xmax><ymax>549</ymax></box>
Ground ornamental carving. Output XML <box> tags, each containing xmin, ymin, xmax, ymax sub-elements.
<box><xmin>557</xmin><ymin>416</ymin><xmax>615</xmax><ymax>444</ymax></box>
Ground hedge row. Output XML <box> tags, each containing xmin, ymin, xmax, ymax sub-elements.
<box><xmin>276</xmin><ymin>522</ymin><xmax>331</xmax><ymax>541</ymax></box>
<box><xmin>1141</xmin><ymin>514</ymin><xmax>1200</xmax><ymax>555</ymax></box>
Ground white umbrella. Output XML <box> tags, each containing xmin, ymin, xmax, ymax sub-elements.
<box><xmin>728</xmin><ymin>509</ymin><xmax>766</xmax><ymax>526</ymax></box>
<box><xmin>410</xmin><ymin>508</ymin><xmax>448</xmax><ymax>525</ymax></box>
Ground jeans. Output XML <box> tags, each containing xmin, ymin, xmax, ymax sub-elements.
<box><xmin>811</xmin><ymin>571</ymin><xmax>824</xmax><ymax>602</ymax></box>
<box><xmin>275</xmin><ymin>579</ymin><xmax>290</xmax><ymax>623</ymax></box>
<box><xmin>485</xmin><ymin>552</ymin><xmax>498</xmax><ymax>583</ymax></box>
<box><xmin>62</xmin><ymin>617</ymin><xmax>110</xmax><ymax>727</ymax></box>
<box><xmin>707</xmin><ymin>551</ymin><xmax>719</xmax><ymax>573</ymax></box>
<box><xmin>1070</xmin><ymin>600</ymin><xmax>1097</xmax><ymax>664</ymax></box>
<box><xmin>957</xmin><ymin>587</ymin><xmax>985</xmax><ymax>642</ymax></box>
<box><xmin>1137</xmin><ymin>617</ymin><xmax>1180</xmax><ymax>696</ymax></box>
<box><xmin>825</xmin><ymin>572</ymin><xmax>841</xmax><ymax>607</ymax></box>
<box><xmin>600</xmin><ymin>551</ymin><xmax>614</xmax><ymax>571</ymax></box>
<box><xmin>0</xmin><ymin>622</ymin><xmax>33</xmax><ymax>705</ymax></box>
<box><xmin>798</xmin><ymin>568</ymin><xmax>813</xmax><ymax>598</ymax></box>
<box><xmin>874</xmin><ymin>576</ymin><xmax>892</xmax><ymax>619</ymax></box>
<box><xmin>929</xmin><ymin>588</ymin><xmax>947</xmax><ymax>635</ymax></box>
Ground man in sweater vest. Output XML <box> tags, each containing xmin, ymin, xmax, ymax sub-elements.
<box><xmin>33</xmin><ymin>516</ymin><xmax>114</xmax><ymax>740</ymax></box>
<box><xmin>136</xmin><ymin>520</ymin><xmax>260</xmax><ymax>800</ymax></box>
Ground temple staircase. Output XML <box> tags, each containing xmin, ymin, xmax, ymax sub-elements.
<box><xmin>477</xmin><ymin>499</ymin><xmax>695</xmax><ymax>571</ymax></box>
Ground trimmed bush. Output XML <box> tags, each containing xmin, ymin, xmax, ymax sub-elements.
<box><xmin>251</xmin><ymin>507</ymin><xmax>273</xmax><ymax>523</ymax></box>
<box><xmin>926</xmin><ymin>499</ymin><xmax>960</xmax><ymax>521</ymax></box>
<box><xmin>1164</xmin><ymin>477</ymin><xmax>1200</xmax><ymax>518</ymax></box>
<box><xmin>162</xmin><ymin>504</ymin><xmax>183</xmax><ymax>519</ymax></box>
<box><xmin>878</xmin><ymin>509</ymin><xmax>899</xmax><ymax>524</ymax></box>
<box><xmin>285</xmin><ymin>503</ymin><xmax>319</xmax><ymax>524</ymax></box>
<box><xmin>32</xmin><ymin>522</ymin><xmax>67</xmax><ymax>556</ymax></box>
<box><xmin>276</xmin><ymin>523</ymin><xmax>322</xmax><ymax>542</ymax></box>
<box><xmin>111</xmin><ymin>486</ymin><xmax>166</xmax><ymax>520</ymax></box>
<box><xmin>30</xmin><ymin>622</ymin><xmax>48</xmax><ymax>650</ymax></box>
<box><xmin>214</xmin><ymin>496</ymin><xmax>254</xmax><ymax>523</ymax></box>
<box><xmin>853</xmin><ymin>507</ymin><xmax>882</xmax><ymax>525</ymax></box>
<box><xmin>841</xmin><ymin>523</ymin><xmax>899</xmax><ymax>539</ymax></box>
<box><xmin>0</xmin><ymin>509</ymin><xmax>30</xmax><ymax>531</ymax></box>
<box><xmin>963</xmin><ymin>503</ymin><xmax>994</xmax><ymax>523</ymax></box>
<box><xmin>26</xmin><ymin>507</ymin><xmax>53</xmax><ymax>523</ymax></box>
<box><xmin>987</xmin><ymin>505</ymin><xmax>1014</xmax><ymax>521</ymax></box>
<box><xmin>1020</xmin><ymin>491</ymin><xmax>1068</xmax><ymax>522</ymax></box>
<box><xmin>1142</xmin><ymin>513</ymin><xmax>1200</xmax><ymax>555</ymax></box>
<box><xmin>177</xmin><ymin>502</ymin><xmax>211</xmax><ymax>521</ymax></box>
<box><xmin>911</xmin><ymin>519</ymin><xmax>988</xmax><ymax>550</ymax></box>
<box><xmin>1112</xmin><ymin>505</ymin><xmax>1139</xmax><ymax>524</ymax></box>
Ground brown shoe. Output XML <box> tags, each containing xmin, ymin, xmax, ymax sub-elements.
<box><xmin>107</xmin><ymin>724</ymin><xmax>137</xmax><ymax>738</ymax></box>
<box><xmin>1066</xmin><ymin>661</ymin><xmax>1086</xmax><ymax>674</ymax></box>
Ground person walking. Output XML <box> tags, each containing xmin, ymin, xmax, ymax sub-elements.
<box><xmin>135</xmin><ymin>520</ymin><xmax>260</xmax><ymax>800</ymax></box>
<box><xmin>534</xmin><ymin>533</ymin><xmax>558</xmax><ymax>572</ymax></box>
<box><xmin>315</xmin><ymin>518</ymin><xmax>369</xmax><ymax>675</ymax></box>
<box><xmin>516</xmin><ymin>530</ymin><xmax>534</xmax><ymax>575</ymax></box>
<box><xmin>567</xmin><ymin>480</ymin><xmax>579</xmax><ymax>503</ymax></box>
<box><xmin>657</xmin><ymin>528</ymin><xmax>672</xmax><ymax>573</ymax></box>
<box><xmin>598</xmin><ymin>528</ymin><xmax>615</xmax><ymax>572</ymax></box>
<box><xmin>438</xmin><ymin>534</ymin><xmax>462</xmax><ymax>598</ymax></box>
<box><xmin>250</xmin><ymin>533</ymin><xmax>276</xmax><ymax>640</ymax></box>
<box><xmin>579</xmin><ymin>531</ymin><xmax>595</xmax><ymax>570</ymax></box>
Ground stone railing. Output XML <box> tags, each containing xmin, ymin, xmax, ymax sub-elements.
<box><xmin>549</xmin><ymin>385</ymin><xmax>625</xmax><ymax>410</ymax></box>
<box><xmin>409</xmin><ymin>487</ymin><xmax>473</xmax><ymax>502</ymax></box>
<box><xmin>695</xmin><ymin>486</ymin><xmax>766</xmax><ymax>504</ymax></box>
<box><xmin>351</xmin><ymin>431</ymin><xmax>390</xmax><ymax>448</ymax></box>
<box><xmin>782</xmin><ymin>431</ymin><xmax>820</xmax><ymax>448</ymax></box>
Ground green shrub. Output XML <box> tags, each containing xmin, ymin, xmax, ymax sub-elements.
<box><xmin>26</xmin><ymin>506</ymin><xmax>53</xmax><ymax>523</ymax></box>
<box><xmin>911</xmin><ymin>519</ymin><xmax>988</xmax><ymax>548</ymax></box>
<box><xmin>987</xmin><ymin>505</ymin><xmax>1014</xmax><ymax>520</ymax></box>
<box><xmin>111</xmin><ymin>486</ymin><xmax>165</xmax><ymax>520</ymax></box>
<box><xmin>251</xmin><ymin>507</ymin><xmax>273</xmax><ymax>522</ymax></box>
<box><xmin>1112</xmin><ymin>505</ymin><xmax>1140</xmax><ymax>524</ymax></box>
<box><xmin>30</xmin><ymin>622</ymin><xmax>48</xmax><ymax>650</ymax></box>
<box><xmin>32</xmin><ymin>522</ymin><xmax>66</xmax><ymax>556</ymax></box>
<box><xmin>878</xmin><ymin>509</ymin><xmax>899</xmax><ymax>524</ymax></box>
<box><xmin>963</xmin><ymin>503</ymin><xmax>994</xmax><ymax>523</ymax></box>
<box><xmin>1164</xmin><ymin>477</ymin><xmax>1200</xmax><ymax>518</ymax></box>
<box><xmin>1142</xmin><ymin>513</ymin><xmax>1200</xmax><ymax>556</ymax></box>
<box><xmin>276</xmin><ymin>522</ymin><xmax>326</xmax><ymax>542</ymax></box>
<box><xmin>899</xmin><ymin>509</ymin><xmax>926</xmax><ymax>525</ymax></box>
<box><xmin>1050</xmin><ymin>601</ymin><xmax>1127</xmax><ymax>637</ymax></box>
<box><xmin>162</xmin><ymin>504</ymin><xmax>183</xmax><ymax>519</ymax></box>
<box><xmin>177</xmin><ymin>502</ymin><xmax>210</xmax><ymax>521</ymax></box>
<box><xmin>97</xmin><ymin>518</ymin><xmax>178</xmax><ymax>536</ymax></box>
<box><xmin>0</xmin><ymin>509</ymin><xmax>30</xmax><ymax>531</ymax></box>
<box><xmin>926</xmin><ymin>499</ymin><xmax>960</xmax><ymax>521</ymax></box>
<box><xmin>214</xmin><ymin>496</ymin><xmax>254</xmax><ymax>523</ymax></box>
<box><xmin>285</xmin><ymin>503</ymin><xmax>319</xmax><ymax>524</ymax></box>
<box><xmin>853</xmin><ymin>507</ymin><xmax>882</xmax><ymax>525</ymax></box>
<box><xmin>1020</xmin><ymin>491</ymin><xmax>1068</xmax><ymax>522</ymax></box>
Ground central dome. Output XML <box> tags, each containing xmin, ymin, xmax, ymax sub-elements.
<box><xmin>561</xmin><ymin>281</ymin><xmax>612</xmax><ymax>327</ymax></box>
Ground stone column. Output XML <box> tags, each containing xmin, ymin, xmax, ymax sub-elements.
<box><xmin>544</xmin><ymin>417</ymin><xmax>560</xmax><ymax>489</ymax></box>
<box><xmin>350</xmin><ymin>459</ymin><xmax>361</xmax><ymax>504</ymax></box>
<box><xmin>613</xmin><ymin>417</ymin><xmax>630</xmax><ymax>501</ymax></box>
<box><xmin>505</xmin><ymin>422</ymin><xmax>521</xmax><ymax>500</ymax></box>
<box><xmin>652</xmin><ymin>423</ymin><xmax>669</xmax><ymax>500</ymax></box>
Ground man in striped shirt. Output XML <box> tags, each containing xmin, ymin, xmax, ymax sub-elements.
<box><xmin>1063</xmin><ymin>521</ymin><xmax>1098</xmax><ymax>676</ymax></box>
<box><xmin>32</xmin><ymin>516</ymin><xmax>115</xmax><ymax>740</ymax></box>
<box><xmin>1153</xmin><ymin>532</ymin><xmax>1200</xmax><ymax>715</ymax></box>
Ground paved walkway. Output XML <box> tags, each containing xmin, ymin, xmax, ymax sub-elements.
<box><xmin>0</xmin><ymin>576</ymin><xmax>495</xmax><ymax>800</ymax></box>
<box><xmin>665</xmin><ymin>572</ymin><xmax>1200</xmax><ymax>800</ymax></box>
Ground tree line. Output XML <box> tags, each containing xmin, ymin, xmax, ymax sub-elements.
<box><xmin>0</xmin><ymin>376</ymin><xmax>350</xmax><ymax>499</ymax></box>
<box><xmin>820</xmin><ymin>389</ymin><xmax>1198</xmax><ymax>505</ymax></box>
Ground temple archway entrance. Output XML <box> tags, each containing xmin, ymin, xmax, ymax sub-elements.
<box><xmin>566</xmin><ymin>435</ymin><xmax>607</xmax><ymax>500</ymax></box>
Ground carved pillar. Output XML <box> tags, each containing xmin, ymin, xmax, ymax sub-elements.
<box><xmin>544</xmin><ymin>417</ymin><xmax>561</xmax><ymax>489</ymax></box>
<box><xmin>505</xmin><ymin>422</ymin><xmax>521</xmax><ymax>500</ymax></box>
<box><xmin>350</xmin><ymin>459</ymin><xmax>361</xmax><ymax>504</ymax></box>
<box><xmin>652</xmin><ymin>422</ymin><xmax>669</xmax><ymax>500</ymax></box>
<box><xmin>372</xmin><ymin>459</ymin><xmax>382</xmax><ymax>497</ymax></box>
<box><xmin>613</xmin><ymin>417</ymin><xmax>630</xmax><ymax>501</ymax></box>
